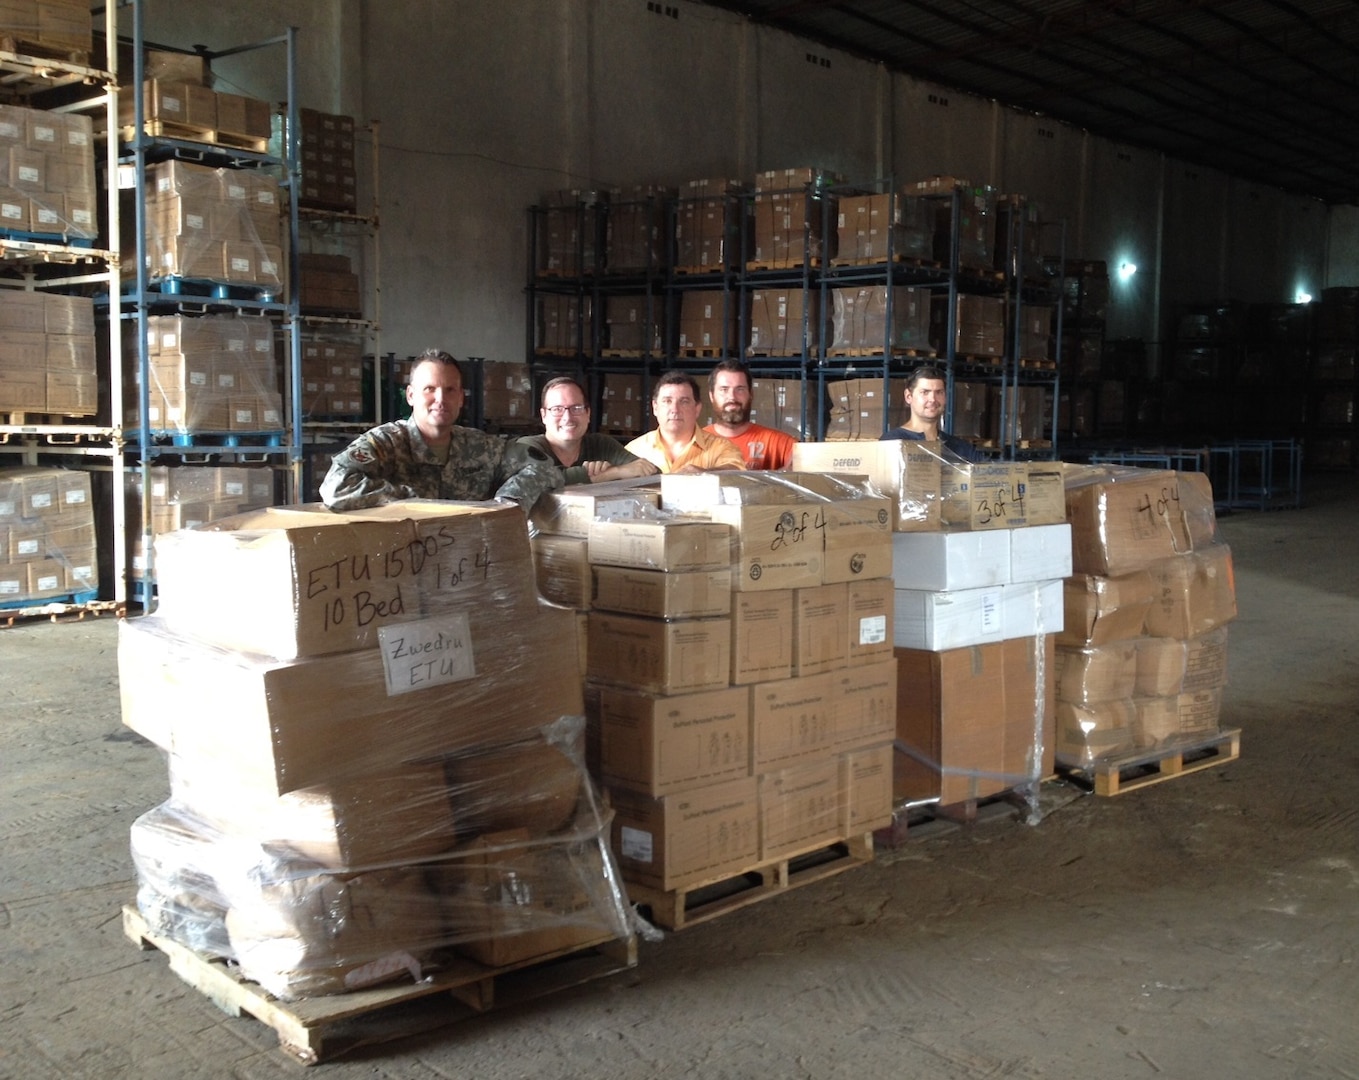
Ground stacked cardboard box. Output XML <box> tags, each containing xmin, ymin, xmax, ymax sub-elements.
<box><xmin>125</xmin><ymin>160</ymin><xmax>283</xmax><ymax>290</ymax></box>
<box><xmin>297</xmin><ymin>252</ymin><xmax>360</xmax><ymax>315</ymax></box>
<box><xmin>534</xmin><ymin>473</ymin><xmax>896</xmax><ymax>896</ymax></box>
<box><xmin>118</xmin><ymin>76</ymin><xmax>272</xmax><ymax>142</ymax></box>
<box><xmin>994</xmin><ymin>196</ymin><xmax>1045</xmax><ymax>280</ymax></box>
<box><xmin>479</xmin><ymin>360</ymin><xmax>533</xmax><ymax>424</ymax></box>
<box><xmin>0</xmin><ymin>290</ymin><xmax>96</xmax><ymax>415</ymax></box>
<box><xmin>951</xmin><ymin>380</ymin><xmax>989</xmax><ymax>440</ymax></box>
<box><xmin>749</xmin><ymin>167</ymin><xmax>842</xmax><ymax>266</ymax></box>
<box><xmin>677</xmin><ymin>289</ymin><xmax>739</xmax><ymax>353</ymax></box>
<box><xmin>792</xmin><ymin>444</ymin><xmax>1069</xmax><ymax>808</ymax></box>
<box><xmin>930</xmin><ymin>293</ymin><xmax>1006</xmax><ymax>357</ymax></box>
<box><xmin>124</xmin><ymin>313</ymin><xmax>282</xmax><ymax>434</ymax></box>
<box><xmin>603</xmin><ymin>295</ymin><xmax>663</xmax><ymax>354</ymax></box>
<box><xmin>536</xmin><ymin>189</ymin><xmax>603</xmax><ymax>277</ymax></box>
<box><xmin>824</xmin><ymin>377</ymin><xmax>908</xmax><ymax>441</ymax></box>
<box><xmin>599</xmin><ymin>373</ymin><xmax>646</xmax><ymax>434</ymax></box>
<box><xmin>674</xmin><ymin>177</ymin><xmax>744</xmax><ymax>271</ymax></box>
<box><xmin>124</xmin><ymin>463</ymin><xmax>275</xmax><ymax>579</ymax></box>
<box><xmin>750</xmin><ymin>377</ymin><xmax>810</xmax><ymax>440</ymax></box>
<box><xmin>300</xmin><ymin>329</ymin><xmax>365</xmax><ymax>420</ymax></box>
<box><xmin>987</xmin><ymin>384</ymin><xmax>1050</xmax><ymax>444</ymax></box>
<box><xmin>0</xmin><ymin>1</ymin><xmax>92</xmax><ymax>56</ymax></box>
<box><xmin>0</xmin><ymin>466</ymin><xmax>97</xmax><ymax>602</ymax></box>
<box><xmin>835</xmin><ymin>192</ymin><xmax>933</xmax><ymax>263</ymax></box>
<box><xmin>1055</xmin><ymin>467</ymin><xmax>1235</xmax><ymax>765</ymax></box>
<box><xmin>748</xmin><ymin>288</ymin><xmax>820</xmax><ymax>356</ymax></box>
<box><xmin>296</xmin><ymin>108</ymin><xmax>358</xmax><ymax>212</ymax></box>
<box><xmin>0</xmin><ymin>102</ymin><xmax>96</xmax><ymax>240</ymax></box>
<box><xmin>122</xmin><ymin>501</ymin><xmax>632</xmax><ymax>1000</ymax></box>
<box><xmin>605</xmin><ymin>185</ymin><xmax>670</xmax><ymax>272</ymax></box>
<box><xmin>830</xmin><ymin>285</ymin><xmax>930</xmax><ymax>354</ymax></box>
<box><xmin>535</xmin><ymin>293</ymin><xmax>587</xmax><ymax>354</ymax></box>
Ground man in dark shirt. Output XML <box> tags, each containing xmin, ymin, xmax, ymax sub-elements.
<box><xmin>881</xmin><ymin>365</ymin><xmax>984</xmax><ymax>461</ymax></box>
<box><xmin>518</xmin><ymin>376</ymin><xmax>657</xmax><ymax>485</ymax></box>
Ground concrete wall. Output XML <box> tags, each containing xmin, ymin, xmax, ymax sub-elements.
<box><xmin>135</xmin><ymin>0</ymin><xmax>1351</xmax><ymax>366</ymax></box>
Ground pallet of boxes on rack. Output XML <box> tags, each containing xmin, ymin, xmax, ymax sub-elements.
<box><xmin>119</xmin><ymin>500</ymin><xmax>635</xmax><ymax>1063</ymax></box>
<box><xmin>0</xmin><ymin>465</ymin><xmax>97</xmax><ymax>611</ymax></box>
<box><xmin>0</xmin><ymin>0</ymin><xmax>93</xmax><ymax>62</ymax></box>
<box><xmin>0</xmin><ymin>99</ymin><xmax>98</xmax><ymax>247</ymax></box>
<box><xmin>117</xmin><ymin>53</ymin><xmax>272</xmax><ymax>152</ymax></box>
<box><xmin>0</xmin><ymin>288</ymin><xmax>97</xmax><ymax>421</ymax></box>
<box><xmin>1054</xmin><ymin>465</ymin><xmax>1239</xmax><ymax>795</ymax></box>
<box><xmin>299</xmin><ymin>328</ymin><xmax>366</xmax><ymax>422</ymax></box>
<box><xmin>529</xmin><ymin>472</ymin><xmax>897</xmax><ymax>931</ymax></box>
<box><xmin>791</xmin><ymin>439</ymin><xmax>1071</xmax><ymax>835</ymax></box>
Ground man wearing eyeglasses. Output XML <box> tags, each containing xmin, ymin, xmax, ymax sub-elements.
<box><xmin>625</xmin><ymin>370</ymin><xmax>743</xmax><ymax>474</ymax></box>
<box><xmin>321</xmin><ymin>349</ymin><xmax>562</xmax><ymax>511</ymax></box>
<box><xmin>518</xmin><ymin>376</ymin><xmax>658</xmax><ymax>484</ymax></box>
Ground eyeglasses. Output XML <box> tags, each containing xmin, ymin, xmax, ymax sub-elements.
<box><xmin>545</xmin><ymin>404</ymin><xmax>588</xmax><ymax>417</ymax></box>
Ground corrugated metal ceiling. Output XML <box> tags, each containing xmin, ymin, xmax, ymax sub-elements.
<box><xmin>700</xmin><ymin>0</ymin><xmax>1359</xmax><ymax>205</ymax></box>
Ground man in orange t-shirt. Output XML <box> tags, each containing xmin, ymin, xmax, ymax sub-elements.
<box><xmin>704</xmin><ymin>359</ymin><xmax>797</xmax><ymax>470</ymax></box>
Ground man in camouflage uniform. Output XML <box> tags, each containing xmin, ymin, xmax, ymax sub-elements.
<box><xmin>320</xmin><ymin>350</ymin><xmax>562</xmax><ymax>512</ymax></box>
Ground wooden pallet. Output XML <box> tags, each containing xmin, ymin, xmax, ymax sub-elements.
<box><xmin>828</xmin><ymin>254</ymin><xmax>940</xmax><ymax>269</ymax></box>
<box><xmin>675</xmin><ymin>346</ymin><xmax>726</xmax><ymax>358</ymax></box>
<box><xmin>0</xmin><ymin>35</ymin><xmax>91</xmax><ymax>65</ymax></box>
<box><xmin>123</xmin><ymin>905</ymin><xmax>637</xmax><ymax>1066</ymax></box>
<box><xmin>600</xmin><ymin>348</ymin><xmax>644</xmax><ymax>358</ymax></box>
<box><xmin>626</xmin><ymin>833</ymin><xmax>873</xmax><ymax>931</ymax></box>
<box><xmin>673</xmin><ymin>264</ymin><xmax>729</xmax><ymax>275</ymax></box>
<box><xmin>745</xmin><ymin>258</ymin><xmax>823</xmax><ymax>271</ymax></box>
<box><xmin>825</xmin><ymin>346</ymin><xmax>936</xmax><ymax>359</ymax></box>
<box><xmin>954</xmin><ymin>353</ymin><xmax>1005</xmax><ymax>366</ymax></box>
<box><xmin>118</xmin><ymin>121</ymin><xmax>270</xmax><ymax>154</ymax></box>
<box><xmin>1019</xmin><ymin>357</ymin><xmax>1057</xmax><ymax>369</ymax></box>
<box><xmin>1059</xmin><ymin>728</ymin><xmax>1241</xmax><ymax>796</ymax></box>
<box><xmin>972</xmin><ymin>438</ymin><xmax>1053</xmax><ymax>450</ymax></box>
<box><xmin>3</xmin><ymin>410</ymin><xmax>97</xmax><ymax>426</ymax></box>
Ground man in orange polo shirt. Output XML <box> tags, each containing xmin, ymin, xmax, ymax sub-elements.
<box><xmin>704</xmin><ymin>359</ymin><xmax>797</xmax><ymax>470</ymax></box>
<box><xmin>625</xmin><ymin>370</ymin><xmax>743</xmax><ymax>474</ymax></box>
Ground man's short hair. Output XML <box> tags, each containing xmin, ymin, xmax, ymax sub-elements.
<box><xmin>904</xmin><ymin>364</ymin><xmax>946</xmax><ymax>391</ymax></box>
<box><xmin>540</xmin><ymin>375</ymin><xmax>587</xmax><ymax>409</ymax></box>
<box><xmin>653</xmin><ymin>370</ymin><xmax>700</xmax><ymax>403</ymax></box>
<box><xmin>707</xmin><ymin>358</ymin><xmax>752</xmax><ymax>395</ymax></box>
<box><xmin>411</xmin><ymin>349</ymin><xmax>463</xmax><ymax>384</ymax></box>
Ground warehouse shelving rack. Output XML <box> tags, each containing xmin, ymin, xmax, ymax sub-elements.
<box><xmin>0</xmin><ymin>2</ymin><xmax>123</xmax><ymax>614</ymax></box>
<box><xmin>119</xmin><ymin>3</ymin><xmax>301</xmax><ymax>608</ymax></box>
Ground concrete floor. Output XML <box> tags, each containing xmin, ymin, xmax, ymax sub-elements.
<box><xmin>2</xmin><ymin>472</ymin><xmax>1357</xmax><ymax>1079</ymax></box>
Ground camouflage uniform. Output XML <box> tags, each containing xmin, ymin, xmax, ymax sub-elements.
<box><xmin>321</xmin><ymin>416</ymin><xmax>563</xmax><ymax>511</ymax></box>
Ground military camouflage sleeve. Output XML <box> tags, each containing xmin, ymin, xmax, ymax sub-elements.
<box><xmin>491</xmin><ymin>438</ymin><xmax>564</xmax><ymax>510</ymax></box>
<box><xmin>319</xmin><ymin>428</ymin><xmax>416</xmax><ymax>510</ymax></box>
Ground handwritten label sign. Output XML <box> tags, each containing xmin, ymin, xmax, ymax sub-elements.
<box><xmin>378</xmin><ymin>613</ymin><xmax>476</xmax><ymax>696</ymax></box>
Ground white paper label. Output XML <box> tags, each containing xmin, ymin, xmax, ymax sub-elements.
<box><xmin>64</xmin><ymin>489</ymin><xmax>86</xmax><ymax>505</ymax></box>
<box><xmin>230</xmin><ymin>257</ymin><xmax>250</xmax><ymax>272</ymax></box>
<box><xmin>186</xmin><ymin>213</ymin><xmax>204</xmax><ymax>230</ymax></box>
<box><xmin>189</xmin><ymin>371</ymin><xmax>207</xmax><ymax>386</ymax></box>
<box><xmin>858</xmin><ymin>615</ymin><xmax>887</xmax><ymax>646</ymax></box>
<box><xmin>36</xmin><ymin>574</ymin><xmax>59</xmax><ymax>591</ymax></box>
<box><xmin>18</xmin><ymin>165</ymin><xmax>39</xmax><ymax>184</ymax></box>
<box><xmin>223</xmin><ymin>482</ymin><xmax>245</xmax><ymax>497</ymax></box>
<box><xmin>17</xmin><ymin>539</ymin><xmax>39</xmax><ymax>556</ymax></box>
<box><xmin>619</xmin><ymin>826</ymin><xmax>654</xmax><ymax>863</ymax></box>
<box><xmin>378</xmin><ymin>614</ymin><xmax>476</xmax><ymax>696</ymax></box>
<box><xmin>0</xmin><ymin>500</ymin><xmax>16</xmax><ymax>516</ymax></box>
<box><xmin>0</xmin><ymin>578</ymin><xmax>20</xmax><ymax>595</ymax></box>
<box><xmin>31</xmin><ymin>493</ymin><xmax>52</xmax><ymax>509</ymax></box>
<box><xmin>981</xmin><ymin>590</ymin><xmax>1001</xmax><ymax>633</ymax></box>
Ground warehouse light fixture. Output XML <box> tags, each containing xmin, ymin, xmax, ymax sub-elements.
<box><xmin>1295</xmin><ymin>289</ymin><xmax>1313</xmax><ymax>304</ymax></box>
<box><xmin>1117</xmin><ymin>261</ymin><xmax>1137</xmax><ymax>281</ymax></box>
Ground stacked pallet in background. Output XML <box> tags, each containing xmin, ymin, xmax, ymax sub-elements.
<box><xmin>535</xmin><ymin>189</ymin><xmax>603</xmax><ymax>277</ymax></box>
<box><xmin>297</xmin><ymin>252</ymin><xmax>361</xmax><ymax>316</ymax></box>
<box><xmin>123</xmin><ymin>313</ymin><xmax>283</xmax><ymax>434</ymax></box>
<box><xmin>125</xmin><ymin>160</ymin><xmax>283</xmax><ymax>290</ymax></box>
<box><xmin>0</xmin><ymin>101</ymin><xmax>96</xmax><ymax>241</ymax></box>
<box><xmin>750</xmin><ymin>377</ymin><xmax>810</xmax><ymax>440</ymax></box>
<box><xmin>598</xmin><ymin>372</ymin><xmax>646</xmax><ymax>434</ymax></box>
<box><xmin>1055</xmin><ymin>466</ymin><xmax>1237</xmax><ymax>787</ymax></box>
<box><xmin>748</xmin><ymin>287</ymin><xmax>820</xmax><ymax>357</ymax></box>
<box><xmin>834</xmin><ymin>190</ymin><xmax>934</xmax><ymax>264</ymax></box>
<box><xmin>123</xmin><ymin>463</ymin><xmax>275</xmax><ymax>581</ymax></box>
<box><xmin>476</xmin><ymin>360</ymin><xmax>533</xmax><ymax>426</ymax></box>
<box><xmin>120</xmin><ymin>501</ymin><xmax>633</xmax><ymax>1000</ymax></box>
<box><xmin>531</xmin><ymin>472</ymin><xmax>896</xmax><ymax>927</ymax></box>
<box><xmin>0</xmin><ymin>466</ymin><xmax>97</xmax><ymax>604</ymax></box>
<box><xmin>0</xmin><ymin>290</ymin><xmax>96</xmax><ymax>415</ymax></box>
<box><xmin>0</xmin><ymin>1</ymin><xmax>91</xmax><ymax>58</ymax></box>
<box><xmin>824</xmin><ymin>376</ymin><xmax>908</xmax><ymax>440</ymax></box>
<box><xmin>673</xmin><ymin>177</ymin><xmax>743</xmax><ymax>272</ymax></box>
<box><xmin>792</xmin><ymin>442</ymin><xmax>1070</xmax><ymax>818</ymax></box>
<box><xmin>300</xmin><ymin>329</ymin><xmax>365</xmax><ymax>420</ymax></box>
<box><xmin>295</xmin><ymin>108</ymin><xmax>357</xmax><ymax>212</ymax></box>
<box><xmin>604</xmin><ymin>184</ymin><xmax>670</xmax><ymax>273</ymax></box>
<box><xmin>749</xmin><ymin>167</ymin><xmax>842</xmax><ymax>267</ymax></box>
<box><xmin>118</xmin><ymin>57</ymin><xmax>272</xmax><ymax>148</ymax></box>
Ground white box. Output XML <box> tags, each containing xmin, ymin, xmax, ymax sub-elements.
<box><xmin>890</xmin><ymin>530</ymin><xmax>1010</xmax><ymax>592</ymax></box>
<box><xmin>893</xmin><ymin>586</ymin><xmax>1005</xmax><ymax>650</ymax></box>
<box><xmin>1001</xmin><ymin>580</ymin><xmax>1064</xmax><ymax>640</ymax></box>
<box><xmin>1009</xmin><ymin>524</ymin><xmax>1073</xmax><ymax>584</ymax></box>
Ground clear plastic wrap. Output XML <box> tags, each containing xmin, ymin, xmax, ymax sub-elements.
<box><xmin>124</xmin><ymin>312</ymin><xmax>282</xmax><ymax>434</ymax></box>
<box><xmin>0</xmin><ymin>290</ymin><xmax>97</xmax><ymax>415</ymax></box>
<box><xmin>299</xmin><ymin>328</ymin><xmax>366</xmax><ymax>421</ymax></box>
<box><xmin>0</xmin><ymin>466</ymin><xmax>97</xmax><ymax>602</ymax></box>
<box><xmin>132</xmin><ymin>716</ymin><xmax>632</xmax><ymax>1000</ymax></box>
<box><xmin>829</xmin><ymin>285</ymin><xmax>930</xmax><ymax>353</ymax></box>
<box><xmin>791</xmin><ymin>439</ymin><xmax>945</xmax><ymax>531</ymax></box>
<box><xmin>748</xmin><ymin>287</ymin><xmax>820</xmax><ymax>355</ymax></box>
<box><xmin>0</xmin><ymin>104</ymin><xmax>96</xmax><ymax>241</ymax></box>
<box><xmin>129</xmin><ymin>159</ymin><xmax>283</xmax><ymax>291</ymax></box>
